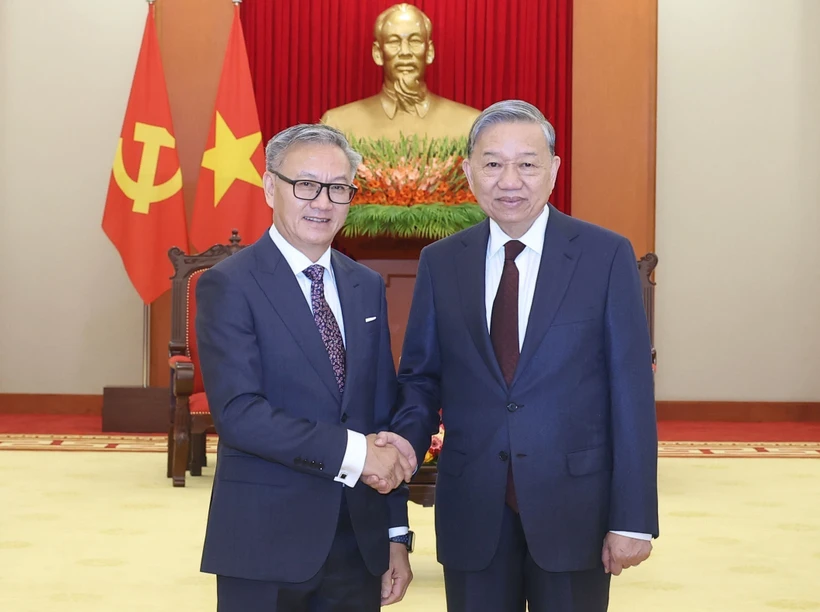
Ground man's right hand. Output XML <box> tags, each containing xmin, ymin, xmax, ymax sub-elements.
<box><xmin>373</xmin><ymin>432</ymin><xmax>417</xmax><ymax>472</ymax></box>
<box><xmin>362</xmin><ymin>434</ymin><xmax>414</xmax><ymax>494</ymax></box>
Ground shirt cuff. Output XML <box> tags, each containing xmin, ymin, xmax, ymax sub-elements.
<box><xmin>389</xmin><ymin>526</ymin><xmax>409</xmax><ymax>538</ymax></box>
<box><xmin>610</xmin><ymin>530</ymin><xmax>652</xmax><ymax>541</ymax></box>
<box><xmin>334</xmin><ymin>430</ymin><xmax>366</xmax><ymax>487</ymax></box>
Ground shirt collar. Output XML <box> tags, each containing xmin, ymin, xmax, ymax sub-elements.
<box><xmin>488</xmin><ymin>205</ymin><xmax>550</xmax><ymax>259</ymax></box>
<box><xmin>268</xmin><ymin>224</ymin><xmax>334</xmax><ymax>279</ymax></box>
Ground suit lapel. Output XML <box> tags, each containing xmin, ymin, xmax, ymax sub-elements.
<box><xmin>514</xmin><ymin>207</ymin><xmax>581</xmax><ymax>385</ymax></box>
<box><xmin>250</xmin><ymin>235</ymin><xmax>342</xmax><ymax>404</ymax></box>
<box><xmin>456</xmin><ymin>220</ymin><xmax>507</xmax><ymax>390</ymax></box>
<box><xmin>331</xmin><ymin>252</ymin><xmax>362</xmax><ymax>415</ymax></box>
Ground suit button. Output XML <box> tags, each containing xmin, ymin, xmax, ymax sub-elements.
<box><xmin>310</xmin><ymin>460</ymin><xmax>317</xmax><ymax>468</ymax></box>
<box><xmin>499</xmin><ymin>451</ymin><xmax>509</xmax><ymax>461</ymax></box>
<box><xmin>318</xmin><ymin>462</ymin><xmax>324</xmax><ymax>471</ymax></box>
<box><xmin>341</xmin><ymin>413</ymin><xmax>348</xmax><ymax>423</ymax></box>
<box><xmin>506</xmin><ymin>402</ymin><xmax>519</xmax><ymax>412</ymax></box>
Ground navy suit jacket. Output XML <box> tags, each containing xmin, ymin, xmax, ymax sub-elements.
<box><xmin>392</xmin><ymin>206</ymin><xmax>659</xmax><ymax>573</ymax></box>
<box><xmin>195</xmin><ymin>232</ymin><xmax>405</xmax><ymax>583</ymax></box>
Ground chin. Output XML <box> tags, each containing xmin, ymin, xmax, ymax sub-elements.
<box><xmin>492</xmin><ymin>203</ymin><xmax>528</xmax><ymax>217</ymax></box>
<box><xmin>396</xmin><ymin>68</ymin><xmax>421</xmax><ymax>79</ymax></box>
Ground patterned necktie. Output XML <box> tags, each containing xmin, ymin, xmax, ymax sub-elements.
<box><xmin>489</xmin><ymin>239</ymin><xmax>526</xmax><ymax>513</ymax></box>
<box><xmin>303</xmin><ymin>264</ymin><xmax>346</xmax><ymax>394</ymax></box>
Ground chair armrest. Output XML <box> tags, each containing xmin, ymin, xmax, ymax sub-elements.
<box><xmin>169</xmin><ymin>356</ymin><xmax>195</xmax><ymax>398</ymax></box>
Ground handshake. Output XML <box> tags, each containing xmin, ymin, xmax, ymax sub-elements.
<box><xmin>361</xmin><ymin>432</ymin><xmax>417</xmax><ymax>494</ymax></box>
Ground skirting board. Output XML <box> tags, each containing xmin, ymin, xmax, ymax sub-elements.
<box><xmin>1</xmin><ymin>395</ymin><xmax>818</xmax><ymax>422</ymax></box>
<box><xmin>655</xmin><ymin>401</ymin><xmax>820</xmax><ymax>422</ymax></box>
<box><xmin>0</xmin><ymin>393</ymin><xmax>102</xmax><ymax>415</ymax></box>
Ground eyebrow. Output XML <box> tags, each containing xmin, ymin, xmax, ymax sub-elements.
<box><xmin>481</xmin><ymin>151</ymin><xmax>539</xmax><ymax>158</ymax></box>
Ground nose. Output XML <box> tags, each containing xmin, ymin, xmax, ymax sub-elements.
<box><xmin>310</xmin><ymin>187</ymin><xmax>334</xmax><ymax>211</ymax></box>
<box><xmin>399</xmin><ymin>39</ymin><xmax>412</xmax><ymax>56</ymax></box>
<box><xmin>498</xmin><ymin>163</ymin><xmax>523</xmax><ymax>189</ymax></box>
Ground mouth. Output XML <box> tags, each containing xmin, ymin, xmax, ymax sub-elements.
<box><xmin>496</xmin><ymin>197</ymin><xmax>525</xmax><ymax>205</ymax></box>
<box><xmin>304</xmin><ymin>216</ymin><xmax>331</xmax><ymax>224</ymax></box>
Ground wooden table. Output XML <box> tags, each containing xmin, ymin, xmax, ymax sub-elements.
<box><xmin>408</xmin><ymin>465</ymin><xmax>437</xmax><ymax>507</ymax></box>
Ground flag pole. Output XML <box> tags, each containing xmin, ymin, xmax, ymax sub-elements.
<box><xmin>143</xmin><ymin>0</ymin><xmax>154</xmax><ymax>390</ymax></box>
<box><xmin>143</xmin><ymin>304</ymin><xmax>151</xmax><ymax>387</ymax></box>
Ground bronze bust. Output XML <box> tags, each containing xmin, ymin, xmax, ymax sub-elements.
<box><xmin>321</xmin><ymin>3</ymin><xmax>480</xmax><ymax>141</ymax></box>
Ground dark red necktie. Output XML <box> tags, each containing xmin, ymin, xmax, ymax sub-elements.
<box><xmin>490</xmin><ymin>239</ymin><xmax>526</xmax><ymax>512</ymax></box>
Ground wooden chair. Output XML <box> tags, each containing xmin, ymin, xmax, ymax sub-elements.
<box><xmin>166</xmin><ymin>231</ymin><xmax>246</xmax><ymax>487</ymax></box>
<box><xmin>637</xmin><ymin>252</ymin><xmax>658</xmax><ymax>368</ymax></box>
<box><xmin>408</xmin><ymin>252</ymin><xmax>660</xmax><ymax>506</ymax></box>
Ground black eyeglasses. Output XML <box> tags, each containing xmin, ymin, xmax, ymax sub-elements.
<box><xmin>273</xmin><ymin>171</ymin><xmax>358</xmax><ymax>205</ymax></box>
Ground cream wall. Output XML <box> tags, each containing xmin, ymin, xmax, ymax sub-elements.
<box><xmin>655</xmin><ymin>0</ymin><xmax>820</xmax><ymax>400</ymax></box>
<box><xmin>0</xmin><ymin>0</ymin><xmax>147</xmax><ymax>393</ymax></box>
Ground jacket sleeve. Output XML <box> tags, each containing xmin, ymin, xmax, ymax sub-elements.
<box><xmin>391</xmin><ymin>251</ymin><xmax>445</xmax><ymax>468</ymax></box>
<box><xmin>370</xmin><ymin>276</ymin><xmax>409</xmax><ymax>529</ymax></box>
<box><xmin>604</xmin><ymin>238</ymin><xmax>660</xmax><ymax>538</ymax></box>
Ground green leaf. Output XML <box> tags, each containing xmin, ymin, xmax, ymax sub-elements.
<box><xmin>343</xmin><ymin>203</ymin><xmax>486</xmax><ymax>239</ymax></box>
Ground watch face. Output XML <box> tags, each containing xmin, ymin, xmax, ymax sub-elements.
<box><xmin>407</xmin><ymin>531</ymin><xmax>415</xmax><ymax>553</ymax></box>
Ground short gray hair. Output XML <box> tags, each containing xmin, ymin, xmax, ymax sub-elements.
<box><xmin>467</xmin><ymin>100</ymin><xmax>556</xmax><ymax>157</ymax></box>
<box><xmin>264</xmin><ymin>123</ymin><xmax>363</xmax><ymax>178</ymax></box>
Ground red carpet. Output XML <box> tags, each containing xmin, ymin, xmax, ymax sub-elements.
<box><xmin>1</xmin><ymin>415</ymin><xmax>819</xmax><ymax>441</ymax></box>
<box><xmin>658</xmin><ymin>420</ymin><xmax>820</xmax><ymax>442</ymax></box>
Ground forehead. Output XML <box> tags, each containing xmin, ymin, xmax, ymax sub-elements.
<box><xmin>381</xmin><ymin>10</ymin><xmax>427</xmax><ymax>38</ymax></box>
<box><xmin>474</xmin><ymin>122</ymin><xmax>549</xmax><ymax>156</ymax></box>
<box><xmin>279</xmin><ymin>142</ymin><xmax>350</xmax><ymax>173</ymax></box>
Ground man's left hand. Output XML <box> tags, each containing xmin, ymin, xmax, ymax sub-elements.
<box><xmin>381</xmin><ymin>542</ymin><xmax>413</xmax><ymax>605</ymax></box>
<box><xmin>602</xmin><ymin>532</ymin><xmax>652</xmax><ymax>575</ymax></box>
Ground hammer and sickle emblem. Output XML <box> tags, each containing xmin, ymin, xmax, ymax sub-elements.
<box><xmin>113</xmin><ymin>122</ymin><xmax>183</xmax><ymax>214</ymax></box>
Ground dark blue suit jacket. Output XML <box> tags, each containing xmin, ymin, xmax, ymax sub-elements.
<box><xmin>392</xmin><ymin>206</ymin><xmax>659</xmax><ymax>573</ymax></box>
<box><xmin>195</xmin><ymin>232</ymin><xmax>405</xmax><ymax>583</ymax></box>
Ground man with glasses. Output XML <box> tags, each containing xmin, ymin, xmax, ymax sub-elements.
<box><xmin>195</xmin><ymin>123</ymin><xmax>417</xmax><ymax>611</ymax></box>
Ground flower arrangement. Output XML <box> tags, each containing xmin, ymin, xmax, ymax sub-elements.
<box><xmin>343</xmin><ymin>135</ymin><xmax>486</xmax><ymax>239</ymax></box>
<box><xmin>423</xmin><ymin>422</ymin><xmax>445</xmax><ymax>466</ymax></box>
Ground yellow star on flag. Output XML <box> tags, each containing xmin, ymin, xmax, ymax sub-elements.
<box><xmin>201</xmin><ymin>111</ymin><xmax>262</xmax><ymax>206</ymax></box>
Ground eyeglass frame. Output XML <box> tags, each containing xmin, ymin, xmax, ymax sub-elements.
<box><xmin>271</xmin><ymin>171</ymin><xmax>358</xmax><ymax>205</ymax></box>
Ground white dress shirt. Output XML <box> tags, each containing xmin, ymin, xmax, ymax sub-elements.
<box><xmin>268</xmin><ymin>226</ymin><xmax>407</xmax><ymax>538</ymax></box>
<box><xmin>483</xmin><ymin>209</ymin><xmax>650</xmax><ymax>542</ymax></box>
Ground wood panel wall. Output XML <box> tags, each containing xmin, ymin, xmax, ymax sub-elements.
<box><xmin>571</xmin><ymin>0</ymin><xmax>657</xmax><ymax>258</ymax></box>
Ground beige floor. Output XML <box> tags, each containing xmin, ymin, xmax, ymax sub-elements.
<box><xmin>0</xmin><ymin>452</ymin><xmax>819</xmax><ymax>611</ymax></box>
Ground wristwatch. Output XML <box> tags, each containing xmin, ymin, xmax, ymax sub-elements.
<box><xmin>389</xmin><ymin>531</ymin><xmax>415</xmax><ymax>553</ymax></box>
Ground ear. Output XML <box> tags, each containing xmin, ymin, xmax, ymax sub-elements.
<box><xmin>462</xmin><ymin>158</ymin><xmax>474</xmax><ymax>191</ymax></box>
<box><xmin>426</xmin><ymin>41</ymin><xmax>435</xmax><ymax>65</ymax></box>
<box><xmin>550</xmin><ymin>155</ymin><xmax>561</xmax><ymax>186</ymax></box>
<box><xmin>262</xmin><ymin>172</ymin><xmax>276</xmax><ymax>209</ymax></box>
<box><xmin>372</xmin><ymin>42</ymin><xmax>384</xmax><ymax>67</ymax></box>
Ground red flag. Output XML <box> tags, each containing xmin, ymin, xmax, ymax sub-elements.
<box><xmin>102</xmin><ymin>5</ymin><xmax>189</xmax><ymax>305</ymax></box>
<box><xmin>190</xmin><ymin>4</ymin><xmax>270</xmax><ymax>252</ymax></box>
